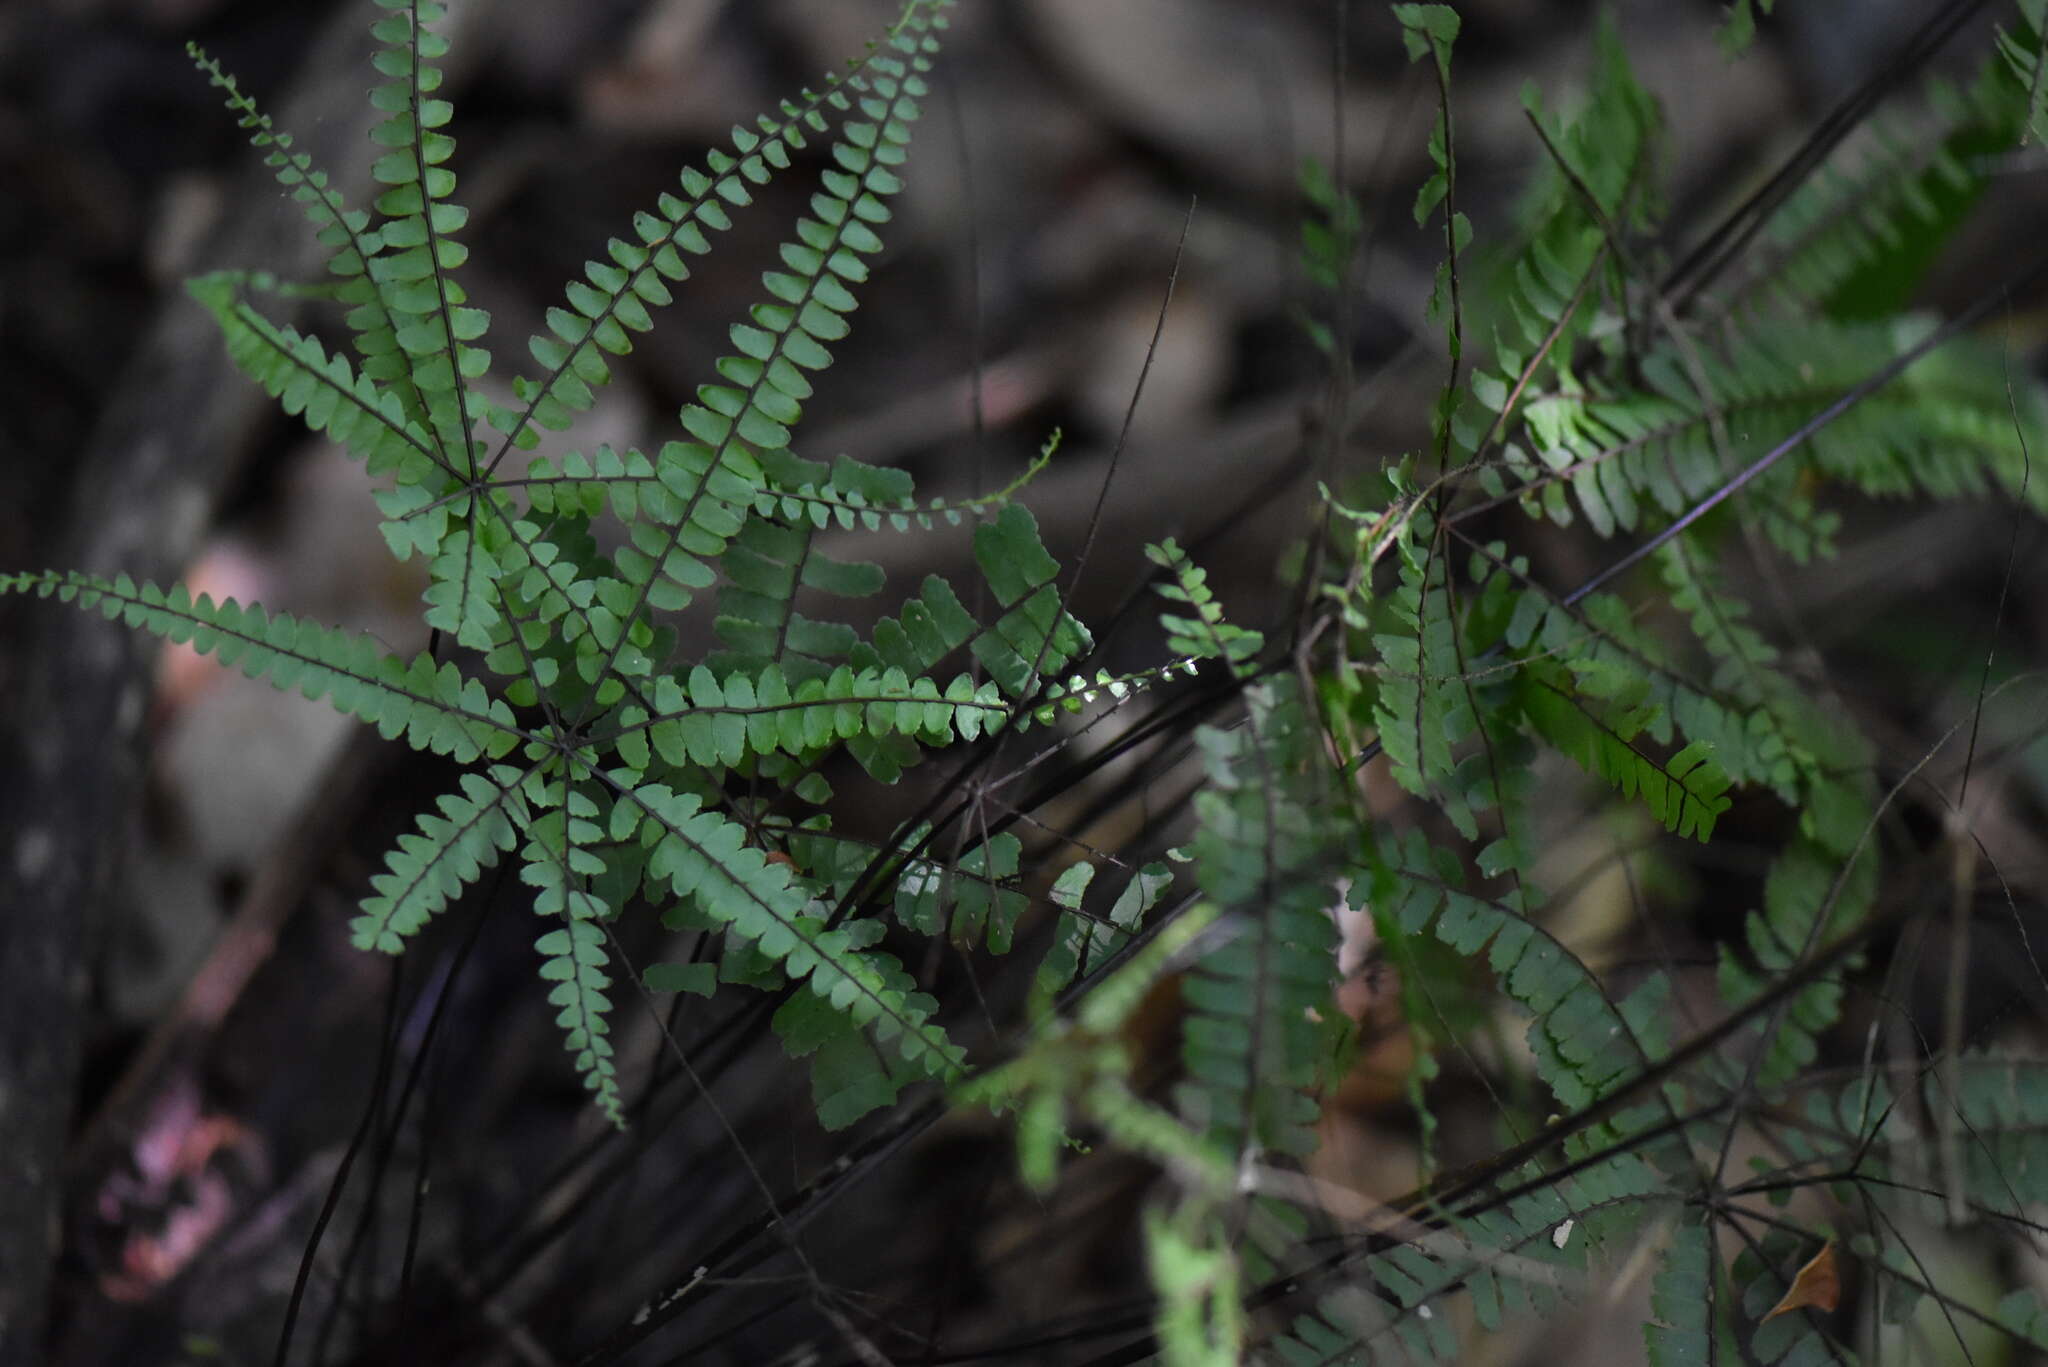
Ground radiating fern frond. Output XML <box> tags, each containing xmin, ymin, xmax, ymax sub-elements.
<box><xmin>492</xmin><ymin>1</ymin><xmax>952</xmax><ymax>459</ymax></box>
<box><xmin>351</xmin><ymin>763</ymin><xmax>535</xmax><ymax>953</ymax></box>
<box><xmin>606</xmin><ymin>664</ymin><xmax>1004</xmax><ymax>777</ymax></box>
<box><xmin>1497</xmin><ymin>309</ymin><xmax>2048</xmax><ymax>558</ymax></box>
<box><xmin>579</xmin><ymin>18</ymin><xmax>943</xmax><ymax>695</ymax></box>
<box><xmin>1657</xmin><ymin>540</ymin><xmax>1877</xmax><ymax>854</ymax></box>
<box><xmin>618</xmin><ymin>779</ymin><xmax>964</xmax><ymax>1085</ymax></box>
<box><xmin>519</xmin><ymin>777</ymin><xmax>624</xmax><ymax>1124</ymax></box>
<box><xmin>0</xmin><ymin>572</ymin><xmax>522</xmax><ymax>761</ymax></box>
<box><xmin>755</xmin><ymin>437</ymin><xmax>1057</xmax><ymax>533</ymax></box>
<box><xmin>362</xmin><ymin>0</ymin><xmax>484</xmax><ymax>476</ymax></box>
<box><xmin>186</xmin><ymin>43</ymin><xmax>436</xmax><ymax>436</ymax></box>
<box><xmin>1467</xmin><ymin>15</ymin><xmax>1659</xmax><ymax>464</ymax></box>
<box><xmin>1373</xmin><ymin>518</ymin><xmax>1482</xmax><ymax>837</ymax></box>
<box><xmin>184</xmin><ymin>273</ymin><xmax>454</xmax><ymax>498</ymax></box>
<box><xmin>1365</xmin><ymin>827</ymin><xmax>1680</xmax><ymax>1123</ymax></box>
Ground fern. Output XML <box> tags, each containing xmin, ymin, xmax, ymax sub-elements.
<box><xmin>1720</xmin><ymin>5</ymin><xmax>2044</xmax><ymax>322</ymax></box>
<box><xmin>23</xmin><ymin>1</ymin><xmax>2048</xmax><ymax>1362</ymax></box>
<box><xmin>1260</xmin><ymin>4</ymin><xmax>2048</xmax><ymax>1365</ymax></box>
<box><xmin>3</xmin><ymin>0</ymin><xmax>1117</xmax><ymax>1133</ymax></box>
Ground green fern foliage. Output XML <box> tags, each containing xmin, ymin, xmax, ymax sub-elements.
<box><xmin>352</xmin><ymin>765</ymin><xmax>531</xmax><ymax>953</ymax></box>
<box><xmin>2001</xmin><ymin>0</ymin><xmax>2048</xmax><ymax>145</ymax></box>
<box><xmin>1730</xmin><ymin>3</ymin><xmax>2045</xmax><ymax>322</ymax></box>
<box><xmin>1515</xmin><ymin>655</ymin><xmax>1732</xmax><ymax>842</ymax></box>
<box><xmin>1</xmin><ymin>571</ymin><xmax>520</xmax><ymax>761</ymax></box>
<box><xmin>21</xmin><ymin>1</ymin><xmax>2048</xmax><ymax>1361</ymax></box>
<box><xmin>1278</xmin><ymin>5</ymin><xmax>2048</xmax><ymax>1366</ymax></box>
<box><xmin>3</xmin><ymin>0</ymin><xmax>1120</xmax><ymax>1131</ymax></box>
<box><xmin>1180</xmin><ymin>681</ymin><xmax>1339</xmax><ymax>1161</ymax></box>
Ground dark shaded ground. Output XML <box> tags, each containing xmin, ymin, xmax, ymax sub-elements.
<box><xmin>2</xmin><ymin>1</ymin><xmax>2045</xmax><ymax>1364</ymax></box>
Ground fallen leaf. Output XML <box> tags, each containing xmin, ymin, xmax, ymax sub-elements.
<box><xmin>1762</xmin><ymin>1241</ymin><xmax>1840</xmax><ymax>1321</ymax></box>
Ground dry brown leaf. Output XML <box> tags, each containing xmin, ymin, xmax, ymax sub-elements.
<box><xmin>1762</xmin><ymin>1241</ymin><xmax>1841</xmax><ymax>1321</ymax></box>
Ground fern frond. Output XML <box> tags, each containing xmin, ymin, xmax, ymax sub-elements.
<box><xmin>186</xmin><ymin>44</ymin><xmax>436</xmax><ymax>434</ymax></box>
<box><xmin>1516</xmin><ymin>656</ymin><xmax>1733</xmax><ymax>842</ymax></box>
<box><xmin>1373</xmin><ymin>520</ymin><xmax>1484</xmax><ymax>837</ymax></box>
<box><xmin>362</xmin><ymin>0</ymin><xmax>483</xmax><ymax>476</ymax></box>
<box><xmin>580</xmin><ymin>17</ymin><xmax>943</xmax><ymax>699</ymax></box>
<box><xmin>520</xmin><ymin>779</ymin><xmax>625</xmax><ymax>1125</ymax></box>
<box><xmin>491</xmin><ymin>2</ymin><xmax>954</xmax><ymax>461</ymax></box>
<box><xmin>1498</xmin><ymin>316</ymin><xmax>2048</xmax><ymax>552</ymax></box>
<box><xmin>1507</xmin><ymin>580</ymin><xmax>1872</xmax><ymax>854</ymax></box>
<box><xmin>1466</xmin><ymin>16</ymin><xmax>1658</xmax><ymax>464</ymax></box>
<box><xmin>1147</xmin><ymin>538</ymin><xmax>1265</xmax><ymax>675</ymax></box>
<box><xmin>184</xmin><ymin>273</ymin><xmax>455</xmax><ymax>500</ymax></box>
<box><xmin>605</xmin><ymin>664</ymin><xmax>1005</xmax><ymax>780</ymax></box>
<box><xmin>616</xmin><ymin>779</ymin><xmax>964</xmax><ymax>1083</ymax></box>
<box><xmin>1367</xmin><ymin>828</ymin><xmax>1680</xmax><ymax>1122</ymax></box>
<box><xmin>1718</xmin><ymin>10</ymin><xmax>2043</xmax><ymax>322</ymax></box>
<box><xmin>1643</xmin><ymin>1217</ymin><xmax>1714</xmax><ymax>1367</ymax></box>
<box><xmin>0</xmin><ymin>572</ymin><xmax>522</xmax><ymax>761</ymax></box>
<box><xmin>1657</xmin><ymin>539</ymin><xmax>1876</xmax><ymax>854</ymax></box>
<box><xmin>1715</xmin><ymin>836</ymin><xmax>1875</xmax><ymax>1088</ymax></box>
<box><xmin>756</xmin><ymin>435</ymin><xmax>1058</xmax><ymax>532</ymax></box>
<box><xmin>1180</xmin><ymin>681</ymin><xmax>1339</xmax><ymax>1160</ymax></box>
<box><xmin>351</xmin><ymin>763</ymin><xmax>535</xmax><ymax>953</ymax></box>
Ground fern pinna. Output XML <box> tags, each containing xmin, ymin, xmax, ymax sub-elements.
<box><xmin>0</xmin><ymin>0</ymin><xmax>1136</xmax><ymax>1133</ymax></box>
